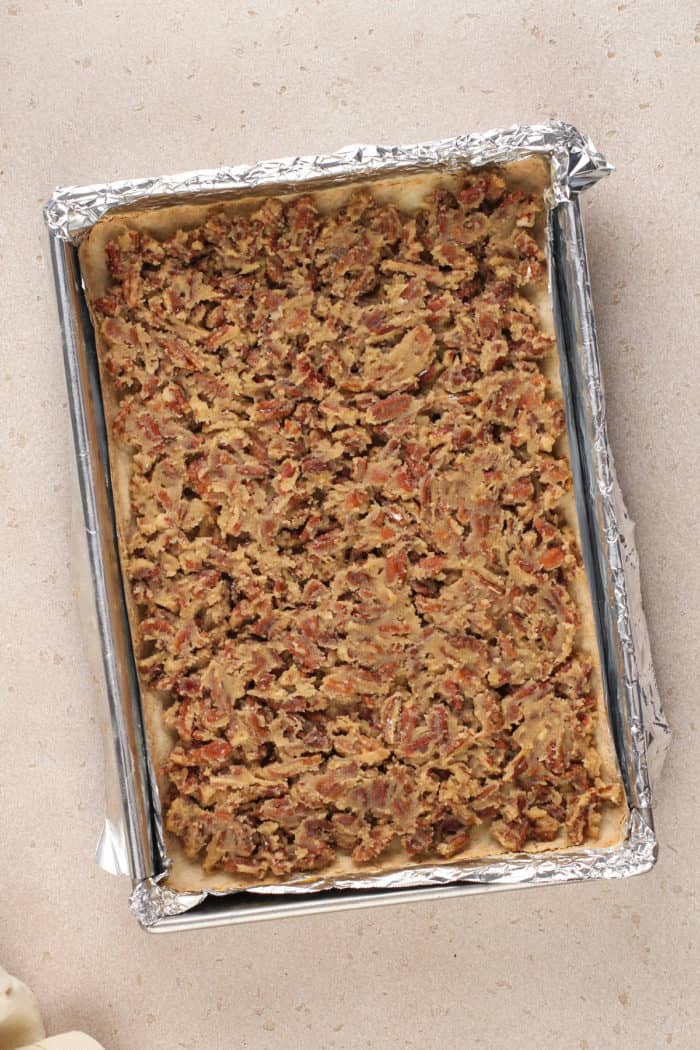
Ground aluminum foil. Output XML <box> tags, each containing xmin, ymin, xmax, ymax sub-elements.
<box><xmin>45</xmin><ymin>121</ymin><xmax>670</xmax><ymax>930</ymax></box>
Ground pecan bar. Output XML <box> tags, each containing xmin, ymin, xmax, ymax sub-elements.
<box><xmin>81</xmin><ymin>160</ymin><xmax>626</xmax><ymax>888</ymax></box>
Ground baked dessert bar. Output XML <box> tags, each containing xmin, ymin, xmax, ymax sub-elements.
<box><xmin>80</xmin><ymin>158</ymin><xmax>626</xmax><ymax>891</ymax></box>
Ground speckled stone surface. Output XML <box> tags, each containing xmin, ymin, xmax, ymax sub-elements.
<box><xmin>1</xmin><ymin>3</ymin><xmax>698</xmax><ymax>1048</ymax></box>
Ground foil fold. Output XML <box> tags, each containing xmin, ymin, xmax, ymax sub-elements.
<box><xmin>242</xmin><ymin>810</ymin><xmax>657</xmax><ymax>896</ymax></box>
<box><xmin>130</xmin><ymin>879</ymin><xmax>205</xmax><ymax>928</ymax></box>
<box><xmin>45</xmin><ymin>120</ymin><xmax>669</xmax><ymax>929</ymax></box>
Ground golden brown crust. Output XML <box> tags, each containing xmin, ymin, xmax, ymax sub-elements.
<box><xmin>80</xmin><ymin>159</ymin><xmax>627</xmax><ymax>893</ymax></box>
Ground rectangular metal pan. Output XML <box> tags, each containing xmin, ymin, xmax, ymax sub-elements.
<box><xmin>45</xmin><ymin>122</ymin><xmax>669</xmax><ymax>930</ymax></box>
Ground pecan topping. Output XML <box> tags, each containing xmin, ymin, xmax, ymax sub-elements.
<box><xmin>91</xmin><ymin>171</ymin><xmax>622</xmax><ymax>879</ymax></box>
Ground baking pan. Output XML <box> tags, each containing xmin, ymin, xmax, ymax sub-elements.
<box><xmin>45</xmin><ymin>122</ymin><xmax>669</xmax><ymax>930</ymax></box>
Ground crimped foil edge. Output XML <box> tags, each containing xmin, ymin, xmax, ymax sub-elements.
<box><xmin>134</xmin><ymin>810</ymin><xmax>656</xmax><ymax>925</ymax></box>
<box><xmin>44</xmin><ymin>120</ymin><xmax>611</xmax><ymax>243</ymax></box>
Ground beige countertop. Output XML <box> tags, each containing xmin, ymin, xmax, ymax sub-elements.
<box><xmin>2</xmin><ymin>2</ymin><xmax>698</xmax><ymax>1048</ymax></box>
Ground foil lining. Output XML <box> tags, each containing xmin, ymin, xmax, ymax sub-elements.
<box><xmin>45</xmin><ymin>121</ymin><xmax>670</xmax><ymax>930</ymax></box>
<box><xmin>549</xmin><ymin>201</ymin><xmax>670</xmax><ymax>805</ymax></box>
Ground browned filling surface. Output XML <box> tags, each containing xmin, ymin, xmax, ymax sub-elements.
<box><xmin>88</xmin><ymin>168</ymin><xmax>623</xmax><ymax>879</ymax></box>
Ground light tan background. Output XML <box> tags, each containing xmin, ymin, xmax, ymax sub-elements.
<box><xmin>1</xmin><ymin>2</ymin><xmax>698</xmax><ymax>1048</ymax></box>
